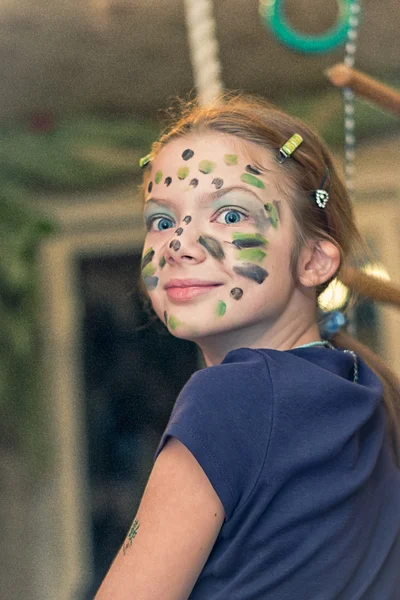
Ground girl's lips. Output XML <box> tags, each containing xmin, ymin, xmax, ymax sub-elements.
<box><xmin>165</xmin><ymin>280</ymin><xmax>222</xmax><ymax>302</ymax></box>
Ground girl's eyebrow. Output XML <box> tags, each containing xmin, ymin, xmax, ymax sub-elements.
<box><xmin>145</xmin><ymin>185</ymin><xmax>263</xmax><ymax>209</ymax></box>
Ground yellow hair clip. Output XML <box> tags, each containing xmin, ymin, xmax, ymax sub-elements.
<box><xmin>139</xmin><ymin>153</ymin><xmax>152</xmax><ymax>168</ymax></box>
<box><xmin>279</xmin><ymin>134</ymin><xmax>303</xmax><ymax>163</ymax></box>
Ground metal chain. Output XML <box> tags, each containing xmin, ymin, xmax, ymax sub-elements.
<box><xmin>343</xmin><ymin>0</ymin><xmax>362</xmax><ymax>193</ymax></box>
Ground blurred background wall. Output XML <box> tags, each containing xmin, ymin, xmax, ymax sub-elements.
<box><xmin>0</xmin><ymin>1</ymin><xmax>399</xmax><ymax>598</ymax></box>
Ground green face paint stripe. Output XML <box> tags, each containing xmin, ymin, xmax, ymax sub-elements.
<box><xmin>237</xmin><ymin>248</ymin><xmax>267</xmax><ymax>263</ymax></box>
<box><xmin>198</xmin><ymin>159</ymin><xmax>216</xmax><ymax>174</ymax></box>
<box><xmin>164</xmin><ymin>311</ymin><xmax>168</xmax><ymax>325</ymax></box>
<box><xmin>216</xmin><ymin>301</ymin><xmax>226</xmax><ymax>317</ymax></box>
<box><xmin>142</xmin><ymin>262</ymin><xmax>156</xmax><ymax>278</ymax></box>
<box><xmin>177</xmin><ymin>166</ymin><xmax>189</xmax><ymax>180</ymax></box>
<box><xmin>159</xmin><ymin>255</ymin><xmax>166</xmax><ymax>268</ymax></box>
<box><xmin>223</xmin><ymin>154</ymin><xmax>238</xmax><ymax>166</ymax></box>
<box><xmin>168</xmin><ymin>314</ymin><xmax>181</xmax><ymax>330</ymax></box>
<box><xmin>233</xmin><ymin>264</ymin><xmax>269</xmax><ymax>284</ymax></box>
<box><xmin>155</xmin><ymin>170</ymin><xmax>162</xmax><ymax>184</ymax></box>
<box><xmin>264</xmin><ymin>202</ymin><xmax>279</xmax><ymax>228</ymax></box>
<box><xmin>232</xmin><ymin>232</ymin><xmax>268</xmax><ymax>249</ymax></box>
<box><xmin>240</xmin><ymin>173</ymin><xmax>265</xmax><ymax>189</ymax></box>
<box><xmin>198</xmin><ymin>235</ymin><xmax>225</xmax><ymax>260</ymax></box>
<box><xmin>143</xmin><ymin>275</ymin><xmax>158</xmax><ymax>291</ymax></box>
<box><xmin>141</xmin><ymin>248</ymin><xmax>154</xmax><ymax>270</ymax></box>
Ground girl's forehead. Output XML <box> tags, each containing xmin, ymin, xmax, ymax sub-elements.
<box><xmin>154</xmin><ymin>132</ymin><xmax>276</xmax><ymax>171</ymax></box>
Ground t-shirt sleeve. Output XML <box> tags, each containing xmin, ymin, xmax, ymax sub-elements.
<box><xmin>153</xmin><ymin>348</ymin><xmax>274</xmax><ymax>521</ymax></box>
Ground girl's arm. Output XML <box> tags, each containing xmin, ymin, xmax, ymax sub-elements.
<box><xmin>94</xmin><ymin>436</ymin><xmax>225</xmax><ymax>600</ymax></box>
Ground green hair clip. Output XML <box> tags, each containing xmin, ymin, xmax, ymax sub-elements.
<box><xmin>139</xmin><ymin>153</ymin><xmax>152</xmax><ymax>168</ymax></box>
<box><xmin>279</xmin><ymin>133</ymin><xmax>303</xmax><ymax>163</ymax></box>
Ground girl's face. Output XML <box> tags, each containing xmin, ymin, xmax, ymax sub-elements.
<box><xmin>142</xmin><ymin>133</ymin><xmax>298</xmax><ymax>346</ymax></box>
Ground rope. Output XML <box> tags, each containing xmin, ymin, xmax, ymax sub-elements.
<box><xmin>183</xmin><ymin>0</ymin><xmax>223</xmax><ymax>106</ymax></box>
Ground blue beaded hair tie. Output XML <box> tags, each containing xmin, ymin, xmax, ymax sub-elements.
<box><xmin>319</xmin><ymin>310</ymin><xmax>347</xmax><ymax>338</ymax></box>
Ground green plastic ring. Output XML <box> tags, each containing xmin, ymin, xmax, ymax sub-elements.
<box><xmin>260</xmin><ymin>0</ymin><xmax>356</xmax><ymax>54</ymax></box>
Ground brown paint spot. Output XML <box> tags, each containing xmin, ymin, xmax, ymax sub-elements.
<box><xmin>230</xmin><ymin>287</ymin><xmax>243</xmax><ymax>300</ymax></box>
<box><xmin>169</xmin><ymin>239</ymin><xmax>181</xmax><ymax>251</ymax></box>
<box><xmin>175</xmin><ymin>227</ymin><xmax>184</xmax><ymax>236</ymax></box>
<box><xmin>212</xmin><ymin>177</ymin><xmax>224</xmax><ymax>189</ymax></box>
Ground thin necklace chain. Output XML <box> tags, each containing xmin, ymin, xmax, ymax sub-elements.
<box><xmin>294</xmin><ymin>340</ymin><xmax>358</xmax><ymax>383</ymax></box>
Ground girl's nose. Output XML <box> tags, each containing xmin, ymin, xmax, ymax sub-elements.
<box><xmin>163</xmin><ymin>226</ymin><xmax>207</xmax><ymax>265</ymax></box>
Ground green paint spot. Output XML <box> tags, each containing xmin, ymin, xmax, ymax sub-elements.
<box><xmin>264</xmin><ymin>203</ymin><xmax>279</xmax><ymax>228</ymax></box>
<box><xmin>155</xmin><ymin>170</ymin><xmax>162</xmax><ymax>184</ymax></box>
<box><xmin>198</xmin><ymin>159</ymin><xmax>216</xmax><ymax>174</ymax></box>
<box><xmin>223</xmin><ymin>154</ymin><xmax>238</xmax><ymax>166</ymax></box>
<box><xmin>159</xmin><ymin>255</ymin><xmax>166</xmax><ymax>268</ymax></box>
<box><xmin>168</xmin><ymin>314</ymin><xmax>181</xmax><ymax>330</ymax></box>
<box><xmin>237</xmin><ymin>248</ymin><xmax>267</xmax><ymax>263</ymax></box>
<box><xmin>177</xmin><ymin>166</ymin><xmax>189</xmax><ymax>180</ymax></box>
<box><xmin>232</xmin><ymin>232</ymin><xmax>268</xmax><ymax>245</ymax></box>
<box><xmin>217</xmin><ymin>301</ymin><xmax>226</xmax><ymax>317</ymax></box>
<box><xmin>240</xmin><ymin>173</ymin><xmax>265</xmax><ymax>189</ymax></box>
<box><xmin>142</xmin><ymin>263</ymin><xmax>156</xmax><ymax>278</ymax></box>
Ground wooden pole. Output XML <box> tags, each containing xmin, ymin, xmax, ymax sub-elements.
<box><xmin>326</xmin><ymin>63</ymin><xmax>400</xmax><ymax>117</ymax></box>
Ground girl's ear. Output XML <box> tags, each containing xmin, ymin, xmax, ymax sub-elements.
<box><xmin>297</xmin><ymin>240</ymin><xmax>341</xmax><ymax>288</ymax></box>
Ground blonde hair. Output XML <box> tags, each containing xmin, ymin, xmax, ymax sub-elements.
<box><xmin>144</xmin><ymin>93</ymin><xmax>400</xmax><ymax>462</ymax></box>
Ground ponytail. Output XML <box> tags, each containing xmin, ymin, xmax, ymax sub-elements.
<box><xmin>335</xmin><ymin>268</ymin><xmax>400</xmax><ymax>465</ymax></box>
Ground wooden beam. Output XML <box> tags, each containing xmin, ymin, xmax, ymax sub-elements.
<box><xmin>326</xmin><ymin>64</ymin><xmax>400</xmax><ymax>117</ymax></box>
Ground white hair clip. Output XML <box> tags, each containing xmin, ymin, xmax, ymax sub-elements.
<box><xmin>313</xmin><ymin>189</ymin><xmax>329</xmax><ymax>209</ymax></box>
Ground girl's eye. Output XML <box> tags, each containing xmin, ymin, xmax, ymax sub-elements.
<box><xmin>215</xmin><ymin>209</ymin><xmax>247</xmax><ymax>225</ymax></box>
<box><xmin>148</xmin><ymin>216</ymin><xmax>175</xmax><ymax>231</ymax></box>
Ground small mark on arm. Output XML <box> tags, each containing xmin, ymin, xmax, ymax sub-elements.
<box><xmin>122</xmin><ymin>519</ymin><xmax>140</xmax><ymax>556</ymax></box>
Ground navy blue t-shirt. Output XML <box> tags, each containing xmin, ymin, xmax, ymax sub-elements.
<box><xmin>154</xmin><ymin>347</ymin><xmax>400</xmax><ymax>599</ymax></box>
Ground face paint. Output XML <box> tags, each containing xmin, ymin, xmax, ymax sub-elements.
<box><xmin>177</xmin><ymin>166</ymin><xmax>189</xmax><ymax>180</ymax></box>
<box><xmin>182</xmin><ymin>149</ymin><xmax>194</xmax><ymax>160</ymax></box>
<box><xmin>245</xmin><ymin>164</ymin><xmax>261</xmax><ymax>175</ymax></box>
<box><xmin>230</xmin><ymin>287</ymin><xmax>243</xmax><ymax>300</ymax></box>
<box><xmin>165</xmin><ymin>176</ymin><xmax>172</xmax><ymax>186</ymax></box>
<box><xmin>223</xmin><ymin>153</ymin><xmax>238</xmax><ymax>166</ymax></box>
<box><xmin>164</xmin><ymin>311</ymin><xmax>168</xmax><ymax>325</ymax></box>
<box><xmin>143</xmin><ymin>275</ymin><xmax>159</xmax><ymax>291</ymax></box>
<box><xmin>198</xmin><ymin>159</ymin><xmax>216</xmax><ymax>174</ymax></box>
<box><xmin>159</xmin><ymin>255</ymin><xmax>166</xmax><ymax>268</ymax></box>
<box><xmin>155</xmin><ymin>170</ymin><xmax>162</xmax><ymax>184</ymax></box>
<box><xmin>240</xmin><ymin>173</ymin><xmax>265</xmax><ymax>189</ymax></box>
<box><xmin>168</xmin><ymin>314</ymin><xmax>181</xmax><ymax>330</ymax></box>
<box><xmin>183</xmin><ymin>215</ymin><xmax>192</xmax><ymax>224</ymax></box>
<box><xmin>141</xmin><ymin>248</ymin><xmax>155</xmax><ymax>270</ymax></box>
<box><xmin>189</xmin><ymin>178</ymin><xmax>199</xmax><ymax>187</ymax></box>
<box><xmin>233</xmin><ymin>265</ymin><xmax>269</xmax><ymax>284</ymax></box>
<box><xmin>231</xmin><ymin>232</ymin><xmax>268</xmax><ymax>249</ymax></box>
<box><xmin>141</xmin><ymin>249</ymin><xmax>158</xmax><ymax>289</ymax></box>
<box><xmin>198</xmin><ymin>235</ymin><xmax>225</xmax><ymax>260</ymax></box>
<box><xmin>216</xmin><ymin>301</ymin><xmax>226</xmax><ymax>317</ymax></box>
<box><xmin>212</xmin><ymin>177</ymin><xmax>224</xmax><ymax>189</ymax></box>
<box><xmin>147</xmin><ymin>181</ymin><xmax>153</xmax><ymax>193</ymax></box>
<box><xmin>175</xmin><ymin>227</ymin><xmax>184</xmax><ymax>236</ymax></box>
<box><xmin>264</xmin><ymin>202</ymin><xmax>279</xmax><ymax>228</ymax></box>
<box><xmin>236</xmin><ymin>248</ymin><xmax>267</xmax><ymax>263</ymax></box>
<box><xmin>169</xmin><ymin>239</ymin><xmax>181</xmax><ymax>251</ymax></box>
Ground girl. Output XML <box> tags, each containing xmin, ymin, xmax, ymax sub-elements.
<box><xmin>95</xmin><ymin>95</ymin><xmax>400</xmax><ymax>599</ymax></box>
